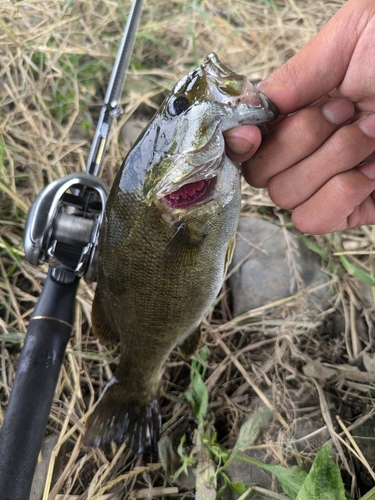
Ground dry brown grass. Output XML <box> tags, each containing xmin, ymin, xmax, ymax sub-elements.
<box><xmin>2</xmin><ymin>0</ymin><xmax>375</xmax><ymax>498</ymax></box>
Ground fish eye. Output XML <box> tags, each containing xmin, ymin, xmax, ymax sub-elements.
<box><xmin>169</xmin><ymin>95</ymin><xmax>190</xmax><ymax>116</ymax></box>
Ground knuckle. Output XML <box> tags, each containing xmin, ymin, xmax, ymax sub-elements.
<box><xmin>245</xmin><ymin>165</ymin><xmax>267</xmax><ymax>188</ymax></box>
<box><xmin>330</xmin><ymin>172</ymin><xmax>358</xmax><ymax>200</ymax></box>
<box><xmin>330</xmin><ymin>125</ymin><xmax>374</xmax><ymax>165</ymax></box>
<box><xmin>291</xmin><ymin>209</ymin><xmax>313</xmax><ymax>234</ymax></box>
<box><xmin>267</xmin><ymin>175</ymin><xmax>295</xmax><ymax>209</ymax></box>
<box><xmin>288</xmin><ymin>108</ymin><xmax>329</xmax><ymax>150</ymax></box>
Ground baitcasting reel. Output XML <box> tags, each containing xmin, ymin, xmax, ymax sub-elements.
<box><xmin>0</xmin><ymin>2</ymin><xmax>144</xmax><ymax>498</ymax></box>
<box><xmin>24</xmin><ymin>173</ymin><xmax>109</xmax><ymax>283</ymax></box>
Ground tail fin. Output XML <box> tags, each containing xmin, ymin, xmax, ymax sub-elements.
<box><xmin>84</xmin><ymin>377</ymin><xmax>162</xmax><ymax>455</ymax></box>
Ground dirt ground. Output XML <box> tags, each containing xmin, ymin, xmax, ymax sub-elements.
<box><xmin>1</xmin><ymin>0</ymin><xmax>375</xmax><ymax>498</ymax></box>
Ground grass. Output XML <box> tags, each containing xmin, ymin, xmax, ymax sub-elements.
<box><xmin>2</xmin><ymin>0</ymin><xmax>375</xmax><ymax>498</ymax></box>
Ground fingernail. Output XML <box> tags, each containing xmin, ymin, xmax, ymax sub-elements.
<box><xmin>321</xmin><ymin>99</ymin><xmax>354</xmax><ymax>125</ymax></box>
<box><xmin>229</xmin><ymin>139</ymin><xmax>254</xmax><ymax>155</ymax></box>
<box><xmin>358</xmin><ymin>114</ymin><xmax>375</xmax><ymax>138</ymax></box>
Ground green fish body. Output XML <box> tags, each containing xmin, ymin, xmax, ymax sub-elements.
<box><xmin>84</xmin><ymin>53</ymin><xmax>278</xmax><ymax>454</ymax></box>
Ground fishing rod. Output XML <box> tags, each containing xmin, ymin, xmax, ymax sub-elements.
<box><xmin>0</xmin><ymin>1</ymin><xmax>144</xmax><ymax>498</ymax></box>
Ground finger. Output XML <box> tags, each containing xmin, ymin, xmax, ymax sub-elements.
<box><xmin>291</xmin><ymin>166</ymin><xmax>375</xmax><ymax>234</ymax></box>
<box><xmin>257</xmin><ymin>0</ymin><xmax>370</xmax><ymax>113</ymax></box>
<box><xmin>261</xmin><ymin>114</ymin><xmax>287</xmax><ymax>131</ymax></box>
<box><xmin>243</xmin><ymin>98</ymin><xmax>355</xmax><ymax>188</ymax></box>
<box><xmin>267</xmin><ymin>114</ymin><xmax>375</xmax><ymax>210</ymax></box>
<box><xmin>224</xmin><ymin>125</ymin><xmax>262</xmax><ymax>163</ymax></box>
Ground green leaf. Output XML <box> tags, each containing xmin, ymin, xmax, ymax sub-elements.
<box><xmin>232</xmin><ymin>409</ymin><xmax>274</xmax><ymax>457</ymax></box>
<box><xmin>185</xmin><ymin>349</ymin><xmax>210</xmax><ymax>426</ymax></box>
<box><xmin>207</xmin><ymin>441</ymin><xmax>230</xmax><ymax>463</ymax></box>
<box><xmin>299</xmin><ymin>235</ymin><xmax>329</xmax><ymax>261</ymax></box>
<box><xmin>0</xmin><ymin>135</ymin><xmax>5</xmax><ymax>168</ymax></box>
<box><xmin>220</xmin><ymin>409</ymin><xmax>274</xmax><ymax>472</ymax></box>
<box><xmin>185</xmin><ymin>372</ymin><xmax>208</xmax><ymax>426</ymax></box>
<box><xmin>264</xmin><ymin>464</ymin><xmax>307</xmax><ymax>499</ymax></box>
<box><xmin>359</xmin><ymin>486</ymin><xmax>375</xmax><ymax>500</ymax></box>
<box><xmin>216</xmin><ymin>474</ymin><xmax>255</xmax><ymax>500</ymax></box>
<box><xmin>235</xmin><ymin>455</ymin><xmax>307</xmax><ymax>500</ymax></box>
<box><xmin>171</xmin><ymin>435</ymin><xmax>196</xmax><ymax>482</ymax></box>
<box><xmin>339</xmin><ymin>255</ymin><xmax>375</xmax><ymax>286</ymax></box>
<box><xmin>216</xmin><ymin>483</ymin><xmax>227</xmax><ymax>500</ymax></box>
<box><xmin>216</xmin><ymin>472</ymin><xmax>230</xmax><ymax>500</ymax></box>
<box><xmin>0</xmin><ymin>332</ymin><xmax>25</xmax><ymax>344</ymax></box>
<box><xmin>158</xmin><ymin>434</ymin><xmax>179</xmax><ymax>477</ymax></box>
<box><xmin>230</xmin><ymin>482</ymin><xmax>248</xmax><ymax>495</ymax></box>
<box><xmin>296</xmin><ymin>445</ymin><xmax>346</xmax><ymax>500</ymax></box>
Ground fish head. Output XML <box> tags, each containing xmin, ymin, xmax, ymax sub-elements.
<box><xmin>166</xmin><ymin>52</ymin><xmax>278</xmax><ymax>120</ymax></box>
<box><xmin>142</xmin><ymin>53</ymin><xmax>278</xmax><ymax>223</ymax></box>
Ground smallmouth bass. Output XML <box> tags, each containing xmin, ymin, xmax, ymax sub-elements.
<box><xmin>84</xmin><ymin>53</ymin><xmax>278</xmax><ymax>454</ymax></box>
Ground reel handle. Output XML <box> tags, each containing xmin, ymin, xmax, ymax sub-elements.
<box><xmin>24</xmin><ymin>172</ymin><xmax>109</xmax><ymax>282</ymax></box>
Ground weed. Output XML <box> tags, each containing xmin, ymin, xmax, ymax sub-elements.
<box><xmin>172</xmin><ymin>350</ymin><xmax>368</xmax><ymax>500</ymax></box>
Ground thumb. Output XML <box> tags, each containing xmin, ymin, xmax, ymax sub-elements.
<box><xmin>258</xmin><ymin>0</ymin><xmax>365</xmax><ymax>114</ymax></box>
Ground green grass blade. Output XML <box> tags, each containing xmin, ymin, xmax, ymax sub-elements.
<box><xmin>339</xmin><ymin>255</ymin><xmax>375</xmax><ymax>286</ymax></box>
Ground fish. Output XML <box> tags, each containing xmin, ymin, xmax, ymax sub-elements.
<box><xmin>84</xmin><ymin>53</ymin><xmax>278</xmax><ymax>454</ymax></box>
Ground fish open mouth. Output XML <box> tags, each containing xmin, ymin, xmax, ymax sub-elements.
<box><xmin>163</xmin><ymin>178</ymin><xmax>212</xmax><ymax>208</ymax></box>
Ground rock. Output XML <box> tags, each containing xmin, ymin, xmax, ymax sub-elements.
<box><xmin>228</xmin><ymin>216</ymin><xmax>328</xmax><ymax>316</ymax></box>
<box><xmin>224</xmin><ymin>447</ymin><xmax>274</xmax><ymax>500</ymax></box>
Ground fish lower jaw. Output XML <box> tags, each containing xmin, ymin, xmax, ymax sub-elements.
<box><xmin>163</xmin><ymin>177</ymin><xmax>215</xmax><ymax>209</ymax></box>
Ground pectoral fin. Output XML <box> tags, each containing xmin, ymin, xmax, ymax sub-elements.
<box><xmin>224</xmin><ymin>234</ymin><xmax>236</xmax><ymax>279</ymax></box>
<box><xmin>178</xmin><ymin>324</ymin><xmax>202</xmax><ymax>358</ymax></box>
<box><xmin>162</xmin><ymin>221</ymin><xmax>205</xmax><ymax>267</ymax></box>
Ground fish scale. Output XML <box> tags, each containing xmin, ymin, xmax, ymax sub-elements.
<box><xmin>84</xmin><ymin>53</ymin><xmax>278</xmax><ymax>454</ymax></box>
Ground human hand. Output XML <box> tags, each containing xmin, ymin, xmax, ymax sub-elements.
<box><xmin>225</xmin><ymin>0</ymin><xmax>375</xmax><ymax>234</ymax></box>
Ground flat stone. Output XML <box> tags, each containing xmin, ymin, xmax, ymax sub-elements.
<box><xmin>224</xmin><ymin>447</ymin><xmax>274</xmax><ymax>500</ymax></box>
<box><xmin>228</xmin><ymin>216</ymin><xmax>328</xmax><ymax>316</ymax></box>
